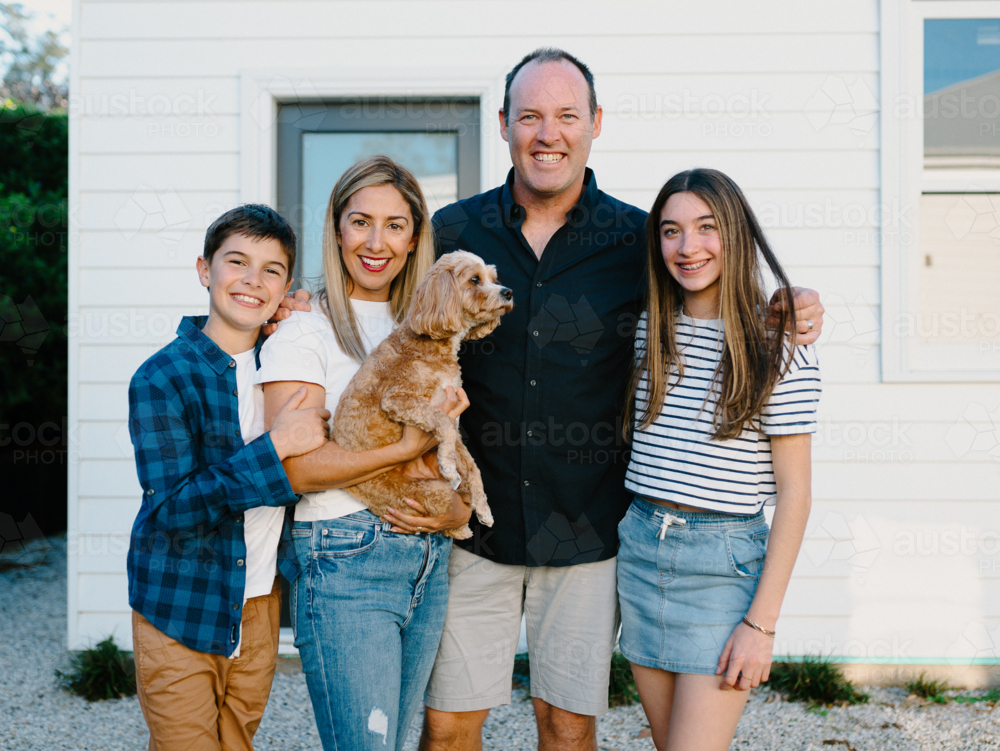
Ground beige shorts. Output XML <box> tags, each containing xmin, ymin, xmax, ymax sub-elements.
<box><xmin>424</xmin><ymin>546</ymin><xmax>620</xmax><ymax>717</ymax></box>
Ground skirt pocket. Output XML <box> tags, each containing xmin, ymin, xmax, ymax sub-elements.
<box><xmin>725</xmin><ymin>526</ymin><xmax>769</xmax><ymax>580</ymax></box>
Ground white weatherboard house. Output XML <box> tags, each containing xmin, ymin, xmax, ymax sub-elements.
<box><xmin>68</xmin><ymin>0</ymin><xmax>1000</xmax><ymax>684</ymax></box>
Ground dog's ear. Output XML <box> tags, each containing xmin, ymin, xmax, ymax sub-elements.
<box><xmin>408</xmin><ymin>263</ymin><xmax>465</xmax><ymax>339</ymax></box>
<box><xmin>466</xmin><ymin>317</ymin><xmax>501</xmax><ymax>340</ymax></box>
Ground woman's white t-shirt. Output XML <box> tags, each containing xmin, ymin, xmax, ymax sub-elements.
<box><xmin>257</xmin><ymin>300</ymin><xmax>396</xmax><ymax>522</ymax></box>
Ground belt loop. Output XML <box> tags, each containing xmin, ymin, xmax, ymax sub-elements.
<box><xmin>655</xmin><ymin>511</ymin><xmax>687</xmax><ymax>540</ymax></box>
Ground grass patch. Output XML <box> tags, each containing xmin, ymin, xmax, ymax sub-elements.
<box><xmin>905</xmin><ymin>672</ymin><xmax>950</xmax><ymax>702</ymax></box>
<box><xmin>512</xmin><ymin>652</ymin><xmax>639</xmax><ymax>706</ymax></box>
<box><xmin>954</xmin><ymin>688</ymin><xmax>1000</xmax><ymax>705</ymax></box>
<box><xmin>56</xmin><ymin>636</ymin><xmax>136</xmax><ymax>701</ymax></box>
<box><xmin>768</xmin><ymin>656</ymin><xmax>869</xmax><ymax>707</ymax></box>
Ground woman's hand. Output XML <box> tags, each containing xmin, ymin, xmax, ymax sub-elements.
<box><xmin>716</xmin><ymin>621</ymin><xmax>774</xmax><ymax>691</ymax></box>
<box><xmin>393</xmin><ymin>387</ymin><xmax>471</xmax><ymax>462</ymax></box>
<box><xmin>263</xmin><ymin>288</ymin><xmax>312</xmax><ymax>336</ymax></box>
<box><xmin>384</xmin><ymin>492</ymin><xmax>472</xmax><ymax>534</ymax></box>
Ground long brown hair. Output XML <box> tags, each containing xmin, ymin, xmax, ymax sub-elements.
<box><xmin>318</xmin><ymin>155</ymin><xmax>436</xmax><ymax>363</ymax></box>
<box><xmin>626</xmin><ymin>168</ymin><xmax>796</xmax><ymax>441</ymax></box>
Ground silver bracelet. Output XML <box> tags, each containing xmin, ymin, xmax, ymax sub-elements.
<box><xmin>742</xmin><ymin>615</ymin><xmax>775</xmax><ymax>638</ymax></box>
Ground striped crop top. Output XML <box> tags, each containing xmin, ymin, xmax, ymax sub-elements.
<box><xmin>624</xmin><ymin>312</ymin><xmax>821</xmax><ymax>514</ymax></box>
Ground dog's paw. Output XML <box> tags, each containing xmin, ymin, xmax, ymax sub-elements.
<box><xmin>476</xmin><ymin>509</ymin><xmax>494</xmax><ymax>527</ymax></box>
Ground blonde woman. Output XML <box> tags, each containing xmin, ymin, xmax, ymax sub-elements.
<box><xmin>259</xmin><ymin>156</ymin><xmax>471</xmax><ymax>751</ymax></box>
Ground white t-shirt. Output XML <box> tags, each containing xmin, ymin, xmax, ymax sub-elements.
<box><xmin>233</xmin><ymin>347</ymin><xmax>284</xmax><ymax>600</ymax></box>
<box><xmin>624</xmin><ymin>312</ymin><xmax>821</xmax><ymax>514</ymax></box>
<box><xmin>257</xmin><ymin>301</ymin><xmax>396</xmax><ymax>521</ymax></box>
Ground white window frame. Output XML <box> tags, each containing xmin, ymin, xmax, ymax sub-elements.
<box><xmin>239</xmin><ymin>67</ymin><xmax>505</xmax><ymax>208</ymax></box>
<box><xmin>881</xmin><ymin>0</ymin><xmax>1000</xmax><ymax>381</ymax></box>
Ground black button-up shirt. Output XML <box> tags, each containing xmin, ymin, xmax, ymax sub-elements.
<box><xmin>433</xmin><ymin>168</ymin><xmax>648</xmax><ymax>567</ymax></box>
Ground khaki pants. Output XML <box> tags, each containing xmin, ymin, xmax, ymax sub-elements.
<box><xmin>132</xmin><ymin>578</ymin><xmax>281</xmax><ymax>751</ymax></box>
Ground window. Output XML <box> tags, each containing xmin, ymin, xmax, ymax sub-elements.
<box><xmin>882</xmin><ymin>1</ymin><xmax>1000</xmax><ymax>380</ymax></box>
<box><xmin>277</xmin><ymin>99</ymin><xmax>480</xmax><ymax>290</ymax></box>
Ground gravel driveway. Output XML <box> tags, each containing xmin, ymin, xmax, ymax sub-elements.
<box><xmin>2</xmin><ymin>535</ymin><xmax>998</xmax><ymax>750</ymax></box>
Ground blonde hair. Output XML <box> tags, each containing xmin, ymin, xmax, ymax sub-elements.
<box><xmin>317</xmin><ymin>155</ymin><xmax>436</xmax><ymax>363</ymax></box>
<box><xmin>626</xmin><ymin>168</ymin><xmax>796</xmax><ymax>442</ymax></box>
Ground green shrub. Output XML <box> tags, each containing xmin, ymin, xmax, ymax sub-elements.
<box><xmin>56</xmin><ymin>636</ymin><xmax>136</xmax><ymax>701</ymax></box>
<box><xmin>767</xmin><ymin>656</ymin><xmax>869</xmax><ymax>707</ymax></box>
<box><xmin>511</xmin><ymin>651</ymin><xmax>639</xmax><ymax>706</ymax></box>
<box><xmin>512</xmin><ymin>653</ymin><xmax>530</xmax><ymax>690</ymax></box>
<box><xmin>905</xmin><ymin>672</ymin><xmax>950</xmax><ymax>702</ymax></box>
<box><xmin>608</xmin><ymin>652</ymin><xmax>639</xmax><ymax>706</ymax></box>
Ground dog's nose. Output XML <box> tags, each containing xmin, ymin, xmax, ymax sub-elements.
<box><xmin>500</xmin><ymin>287</ymin><xmax>513</xmax><ymax>301</ymax></box>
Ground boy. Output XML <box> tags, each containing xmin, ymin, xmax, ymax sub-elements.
<box><xmin>126</xmin><ymin>204</ymin><xmax>329</xmax><ymax>750</ymax></box>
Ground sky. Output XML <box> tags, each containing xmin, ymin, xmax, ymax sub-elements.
<box><xmin>3</xmin><ymin>0</ymin><xmax>72</xmax><ymax>83</ymax></box>
<box><xmin>925</xmin><ymin>19</ymin><xmax>1000</xmax><ymax>94</ymax></box>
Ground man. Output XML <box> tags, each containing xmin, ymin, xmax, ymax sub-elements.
<box><xmin>418</xmin><ymin>48</ymin><xmax>824</xmax><ymax>751</ymax></box>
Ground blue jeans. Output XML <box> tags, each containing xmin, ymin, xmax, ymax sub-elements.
<box><xmin>291</xmin><ymin>511</ymin><xmax>452</xmax><ymax>751</ymax></box>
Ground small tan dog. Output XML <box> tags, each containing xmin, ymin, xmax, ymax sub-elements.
<box><xmin>333</xmin><ymin>251</ymin><xmax>513</xmax><ymax>539</ymax></box>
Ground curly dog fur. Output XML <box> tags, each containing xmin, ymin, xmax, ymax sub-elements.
<box><xmin>332</xmin><ymin>250</ymin><xmax>513</xmax><ymax>539</ymax></box>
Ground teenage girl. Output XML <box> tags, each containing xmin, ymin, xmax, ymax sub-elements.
<box><xmin>617</xmin><ymin>168</ymin><xmax>820</xmax><ymax>750</ymax></box>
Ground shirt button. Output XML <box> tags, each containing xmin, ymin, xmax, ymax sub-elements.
<box><xmin>235</xmin><ymin>429</ymin><xmax>241</xmax><ymax>438</ymax></box>
<box><xmin>232</xmin><ymin>603</ymin><xmax>239</xmax><ymax>610</ymax></box>
<box><xmin>229</xmin><ymin>360</ymin><xmax>236</xmax><ymax>368</ymax></box>
<box><xmin>530</xmin><ymin>380</ymin><xmax>537</xmax><ymax>386</ymax></box>
<box><xmin>235</xmin><ymin>516</ymin><xmax>243</xmax><ymax>523</ymax></box>
<box><xmin>532</xmin><ymin>331</ymin><xmax>539</xmax><ymax>337</ymax></box>
<box><xmin>146</xmin><ymin>488</ymin><xmax>155</xmax><ymax>496</ymax></box>
<box><xmin>236</xmin><ymin>559</ymin><xmax>244</xmax><ymax>567</ymax></box>
<box><xmin>232</xmin><ymin>389</ymin><xmax>238</xmax><ymax>397</ymax></box>
<box><xmin>527</xmin><ymin>431</ymin><xmax>533</xmax><ymax>437</ymax></box>
<box><xmin>536</xmin><ymin>282</ymin><xmax>542</xmax><ymax>288</ymax></box>
<box><xmin>523</xmin><ymin>480</ymin><xmax>530</xmax><ymax>486</ymax></box>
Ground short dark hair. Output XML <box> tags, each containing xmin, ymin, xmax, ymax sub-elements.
<box><xmin>503</xmin><ymin>47</ymin><xmax>598</xmax><ymax>125</ymax></box>
<box><xmin>203</xmin><ymin>204</ymin><xmax>297</xmax><ymax>280</ymax></box>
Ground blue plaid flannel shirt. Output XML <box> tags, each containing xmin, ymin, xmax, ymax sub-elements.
<box><xmin>126</xmin><ymin>316</ymin><xmax>300</xmax><ymax>656</ymax></box>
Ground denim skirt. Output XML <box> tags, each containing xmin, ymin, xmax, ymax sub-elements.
<box><xmin>617</xmin><ymin>495</ymin><xmax>769</xmax><ymax>675</ymax></box>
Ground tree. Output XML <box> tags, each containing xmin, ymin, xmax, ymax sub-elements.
<box><xmin>0</xmin><ymin>2</ymin><xmax>69</xmax><ymax>111</ymax></box>
<box><xmin>0</xmin><ymin>3</ymin><xmax>69</xmax><ymax>534</ymax></box>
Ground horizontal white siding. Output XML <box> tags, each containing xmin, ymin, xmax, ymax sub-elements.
<box><xmin>68</xmin><ymin>0</ymin><xmax>1000</xmax><ymax>677</ymax></box>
